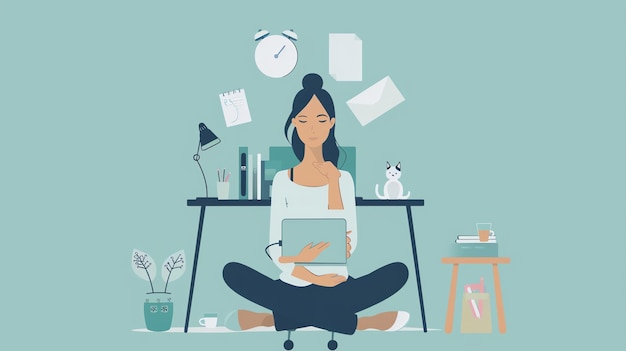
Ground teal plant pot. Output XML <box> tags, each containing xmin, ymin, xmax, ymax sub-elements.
<box><xmin>144</xmin><ymin>299</ymin><xmax>174</xmax><ymax>332</ymax></box>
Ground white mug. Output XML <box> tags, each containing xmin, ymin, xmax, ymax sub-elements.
<box><xmin>199</xmin><ymin>315</ymin><xmax>217</xmax><ymax>328</ymax></box>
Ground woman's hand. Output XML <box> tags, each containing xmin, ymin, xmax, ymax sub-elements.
<box><xmin>315</xmin><ymin>273</ymin><xmax>347</xmax><ymax>287</ymax></box>
<box><xmin>315</xmin><ymin>161</ymin><xmax>344</xmax><ymax>209</ymax></box>
<box><xmin>313</xmin><ymin>161</ymin><xmax>341</xmax><ymax>181</ymax></box>
<box><xmin>295</xmin><ymin>242</ymin><xmax>330</xmax><ymax>263</ymax></box>
<box><xmin>346</xmin><ymin>230</ymin><xmax>352</xmax><ymax>259</ymax></box>
<box><xmin>291</xmin><ymin>266</ymin><xmax>346</xmax><ymax>287</ymax></box>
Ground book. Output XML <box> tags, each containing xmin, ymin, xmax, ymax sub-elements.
<box><xmin>238</xmin><ymin>146</ymin><xmax>248</xmax><ymax>200</ymax></box>
<box><xmin>263</xmin><ymin>160</ymin><xmax>282</xmax><ymax>199</ymax></box>
<box><xmin>252</xmin><ymin>166</ymin><xmax>257</xmax><ymax>200</ymax></box>
<box><xmin>248</xmin><ymin>154</ymin><xmax>253</xmax><ymax>200</ymax></box>
<box><xmin>219</xmin><ymin>89</ymin><xmax>252</xmax><ymax>127</ymax></box>
<box><xmin>256</xmin><ymin>153</ymin><xmax>262</xmax><ymax>200</ymax></box>
<box><xmin>260</xmin><ymin>160</ymin><xmax>275</xmax><ymax>200</ymax></box>
<box><xmin>450</xmin><ymin>243</ymin><xmax>498</xmax><ymax>257</ymax></box>
<box><xmin>260</xmin><ymin>160</ymin><xmax>268</xmax><ymax>200</ymax></box>
<box><xmin>263</xmin><ymin>160</ymin><xmax>281</xmax><ymax>182</ymax></box>
<box><xmin>457</xmin><ymin>234</ymin><xmax>495</xmax><ymax>240</ymax></box>
<box><xmin>455</xmin><ymin>238</ymin><xmax>496</xmax><ymax>243</ymax></box>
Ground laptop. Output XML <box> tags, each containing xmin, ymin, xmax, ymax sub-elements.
<box><xmin>281</xmin><ymin>218</ymin><xmax>347</xmax><ymax>264</ymax></box>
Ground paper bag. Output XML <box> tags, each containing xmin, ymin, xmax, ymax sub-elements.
<box><xmin>460</xmin><ymin>293</ymin><xmax>492</xmax><ymax>333</ymax></box>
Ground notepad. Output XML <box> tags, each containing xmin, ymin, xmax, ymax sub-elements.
<box><xmin>219</xmin><ymin>89</ymin><xmax>252</xmax><ymax>127</ymax></box>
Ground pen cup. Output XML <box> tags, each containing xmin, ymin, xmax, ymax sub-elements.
<box><xmin>216</xmin><ymin>181</ymin><xmax>229</xmax><ymax>200</ymax></box>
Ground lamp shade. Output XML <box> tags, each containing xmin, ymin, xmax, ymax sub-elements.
<box><xmin>199</xmin><ymin>123</ymin><xmax>220</xmax><ymax>150</ymax></box>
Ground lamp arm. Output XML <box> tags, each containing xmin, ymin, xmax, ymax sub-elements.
<box><xmin>193</xmin><ymin>142</ymin><xmax>208</xmax><ymax>198</ymax></box>
<box><xmin>196</xmin><ymin>160</ymin><xmax>208</xmax><ymax>198</ymax></box>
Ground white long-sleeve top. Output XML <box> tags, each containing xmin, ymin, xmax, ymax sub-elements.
<box><xmin>267</xmin><ymin>169</ymin><xmax>358</xmax><ymax>287</ymax></box>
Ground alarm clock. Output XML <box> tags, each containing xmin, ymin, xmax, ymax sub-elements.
<box><xmin>254</xmin><ymin>29</ymin><xmax>298</xmax><ymax>78</ymax></box>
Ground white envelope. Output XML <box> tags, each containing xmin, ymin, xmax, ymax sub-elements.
<box><xmin>346</xmin><ymin>76</ymin><xmax>405</xmax><ymax>126</ymax></box>
<box><xmin>329</xmin><ymin>33</ymin><xmax>362</xmax><ymax>81</ymax></box>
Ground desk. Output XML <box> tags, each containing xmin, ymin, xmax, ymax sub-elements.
<box><xmin>441</xmin><ymin>257</ymin><xmax>511</xmax><ymax>333</ymax></box>
<box><xmin>185</xmin><ymin>197</ymin><xmax>426</xmax><ymax>333</ymax></box>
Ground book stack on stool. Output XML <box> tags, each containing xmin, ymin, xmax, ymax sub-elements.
<box><xmin>451</xmin><ymin>232</ymin><xmax>498</xmax><ymax>257</ymax></box>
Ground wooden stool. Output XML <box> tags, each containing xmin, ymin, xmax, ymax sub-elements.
<box><xmin>441</xmin><ymin>257</ymin><xmax>511</xmax><ymax>333</ymax></box>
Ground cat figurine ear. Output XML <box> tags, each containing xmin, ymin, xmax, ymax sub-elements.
<box><xmin>386</xmin><ymin>161</ymin><xmax>391</xmax><ymax>169</ymax></box>
<box><xmin>395</xmin><ymin>162</ymin><xmax>401</xmax><ymax>171</ymax></box>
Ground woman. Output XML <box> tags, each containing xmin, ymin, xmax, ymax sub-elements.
<box><xmin>222</xmin><ymin>73</ymin><xmax>409</xmax><ymax>334</ymax></box>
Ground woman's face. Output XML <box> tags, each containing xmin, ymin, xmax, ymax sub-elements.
<box><xmin>291</xmin><ymin>95</ymin><xmax>335</xmax><ymax>148</ymax></box>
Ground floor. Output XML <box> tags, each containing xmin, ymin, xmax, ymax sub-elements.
<box><xmin>132</xmin><ymin>326</ymin><xmax>438</xmax><ymax>333</ymax></box>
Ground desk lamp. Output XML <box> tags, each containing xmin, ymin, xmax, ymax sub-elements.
<box><xmin>193</xmin><ymin>123</ymin><xmax>220</xmax><ymax>197</ymax></box>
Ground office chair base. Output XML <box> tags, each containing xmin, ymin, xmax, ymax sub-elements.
<box><xmin>283</xmin><ymin>339</ymin><xmax>294</xmax><ymax>350</ymax></box>
<box><xmin>284</xmin><ymin>330</ymin><xmax>295</xmax><ymax>350</ymax></box>
<box><xmin>283</xmin><ymin>330</ymin><xmax>339</xmax><ymax>350</ymax></box>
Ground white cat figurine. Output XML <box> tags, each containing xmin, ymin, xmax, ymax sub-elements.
<box><xmin>375</xmin><ymin>161</ymin><xmax>411</xmax><ymax>199</ymax></box>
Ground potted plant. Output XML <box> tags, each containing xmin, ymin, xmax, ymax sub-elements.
<box><xmin>132</xmin><ymin>249</ymin><xmax>186</xmax><ymax>332</ymax></box>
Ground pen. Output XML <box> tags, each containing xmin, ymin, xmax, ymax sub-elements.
<box><xmin>224</xmin><ymin>172</ymin><xmax>231</xmax><ymax>182</ymax></box>
<box><xmin>466</xmin><ymin>286</ymin><xmax>481</xmax><ymax>318</ymax></box>
<box><xmin>223</xmin><ymin>169</ymin><xmax>226</xmax><ymax>182</ymax></box>
<box><xmin>217</xmin><ymin>168</ymin><xmax>221</xmax><ymax>182</ymax></box>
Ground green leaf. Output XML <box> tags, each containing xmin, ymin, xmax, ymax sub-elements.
<box><xmin>131</xmin><ymin>249</ymin><xmax>156</xmax><ymax>282</ymax></box>
<box><xmin>161</xmin><ymin>250</ymin><xmax>186</xmax><ymax>284</ymax></box>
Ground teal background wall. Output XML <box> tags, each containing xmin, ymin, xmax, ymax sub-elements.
<box><xmin>2</xmin><ymin>0</ymin><xmax>624</xmax><ymax>350</ymax></box>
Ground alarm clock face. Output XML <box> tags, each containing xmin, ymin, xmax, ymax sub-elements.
<box><xmin>255</xmin><ymin>35</ymin><xmax>298</xmax><ymax>78</ymax></box>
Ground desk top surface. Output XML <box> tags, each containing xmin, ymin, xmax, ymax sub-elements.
<box><xmin>187</xmin><ymin>197</ymin><xmax>424</xmax><ymax>207</ymax></box>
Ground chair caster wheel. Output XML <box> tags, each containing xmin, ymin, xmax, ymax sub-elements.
<box><xmin>284</xmin><ymin>340</ymin><xmax>294</xmax><ymax>350</ymax></box>
<box><xmin>327</xmin><ymin>340</ymin><xmax>338</xmax><ymax>350</ymax></box>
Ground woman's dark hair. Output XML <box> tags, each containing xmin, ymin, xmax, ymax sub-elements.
<box><xmin>283</xmin><ymin>73</ymin><xmax>340</xmax><ymax>166</ymax></box>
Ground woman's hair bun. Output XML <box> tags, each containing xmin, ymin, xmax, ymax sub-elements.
<box><xmin>302</xmin><ymin>73</ymin><xmax>323</xmax><ymax>90</ymax></box>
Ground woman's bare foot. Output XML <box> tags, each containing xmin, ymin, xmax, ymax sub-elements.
<box><xmin>237</xmin><ymin>310</ymin><xmax>275</xmax><ymax>330</ymax></box>
<box><xmin>356</xmin><ymin>311</ymin><xmax>409</xmax><ymax>331</ymax></box>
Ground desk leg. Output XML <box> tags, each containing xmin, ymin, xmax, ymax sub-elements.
<box><xmin>184</xmin><ymin>206</ymin><xmax>206</xmax><ymax>333</ymax></box>
<box><xmin>406</xmin><ymin>206</ymin><xmax>427</xmax><ymax>332</ymax></box>
<box><xmin>444</xmin><ymin>264</ymin><xmax>459</xmax><ymax>333</ymax></box>
<box><xmin>492</xmin><ymin>264</ymin><xmax>506</xmax><ymax>333</ymax></box>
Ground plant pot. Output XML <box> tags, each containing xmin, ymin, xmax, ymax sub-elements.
<box><xmin>144</xmin><ymin>296</ymin><xmax>173</xmax><ymax>332</ymax></box>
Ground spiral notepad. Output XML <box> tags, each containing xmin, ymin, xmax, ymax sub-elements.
<box><xmin>219</xmin><ymin>89</ymin><xmax>252</xmax><ymax>127</ymax></box>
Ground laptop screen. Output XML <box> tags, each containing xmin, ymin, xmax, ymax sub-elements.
<box><xmin>281</xmin><ymin>218</ymin><xmax>347</xmax><ymax>264</ymax></box>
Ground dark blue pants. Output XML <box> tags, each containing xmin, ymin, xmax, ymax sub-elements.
<box><xmin>222</xmin><ymin>262</ymin><xmax>408</xmax><ymax>335</ymax></box>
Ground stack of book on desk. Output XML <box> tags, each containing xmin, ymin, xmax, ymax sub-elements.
<box><xmin>451</xmin><ymin>233</ymin><xmax>498</xmax><ymax>257</ymax></box>
<box><xmin>238</xmin><ymin>147</ymin><xmax>279</xmax><ymax>200</ymax></box>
